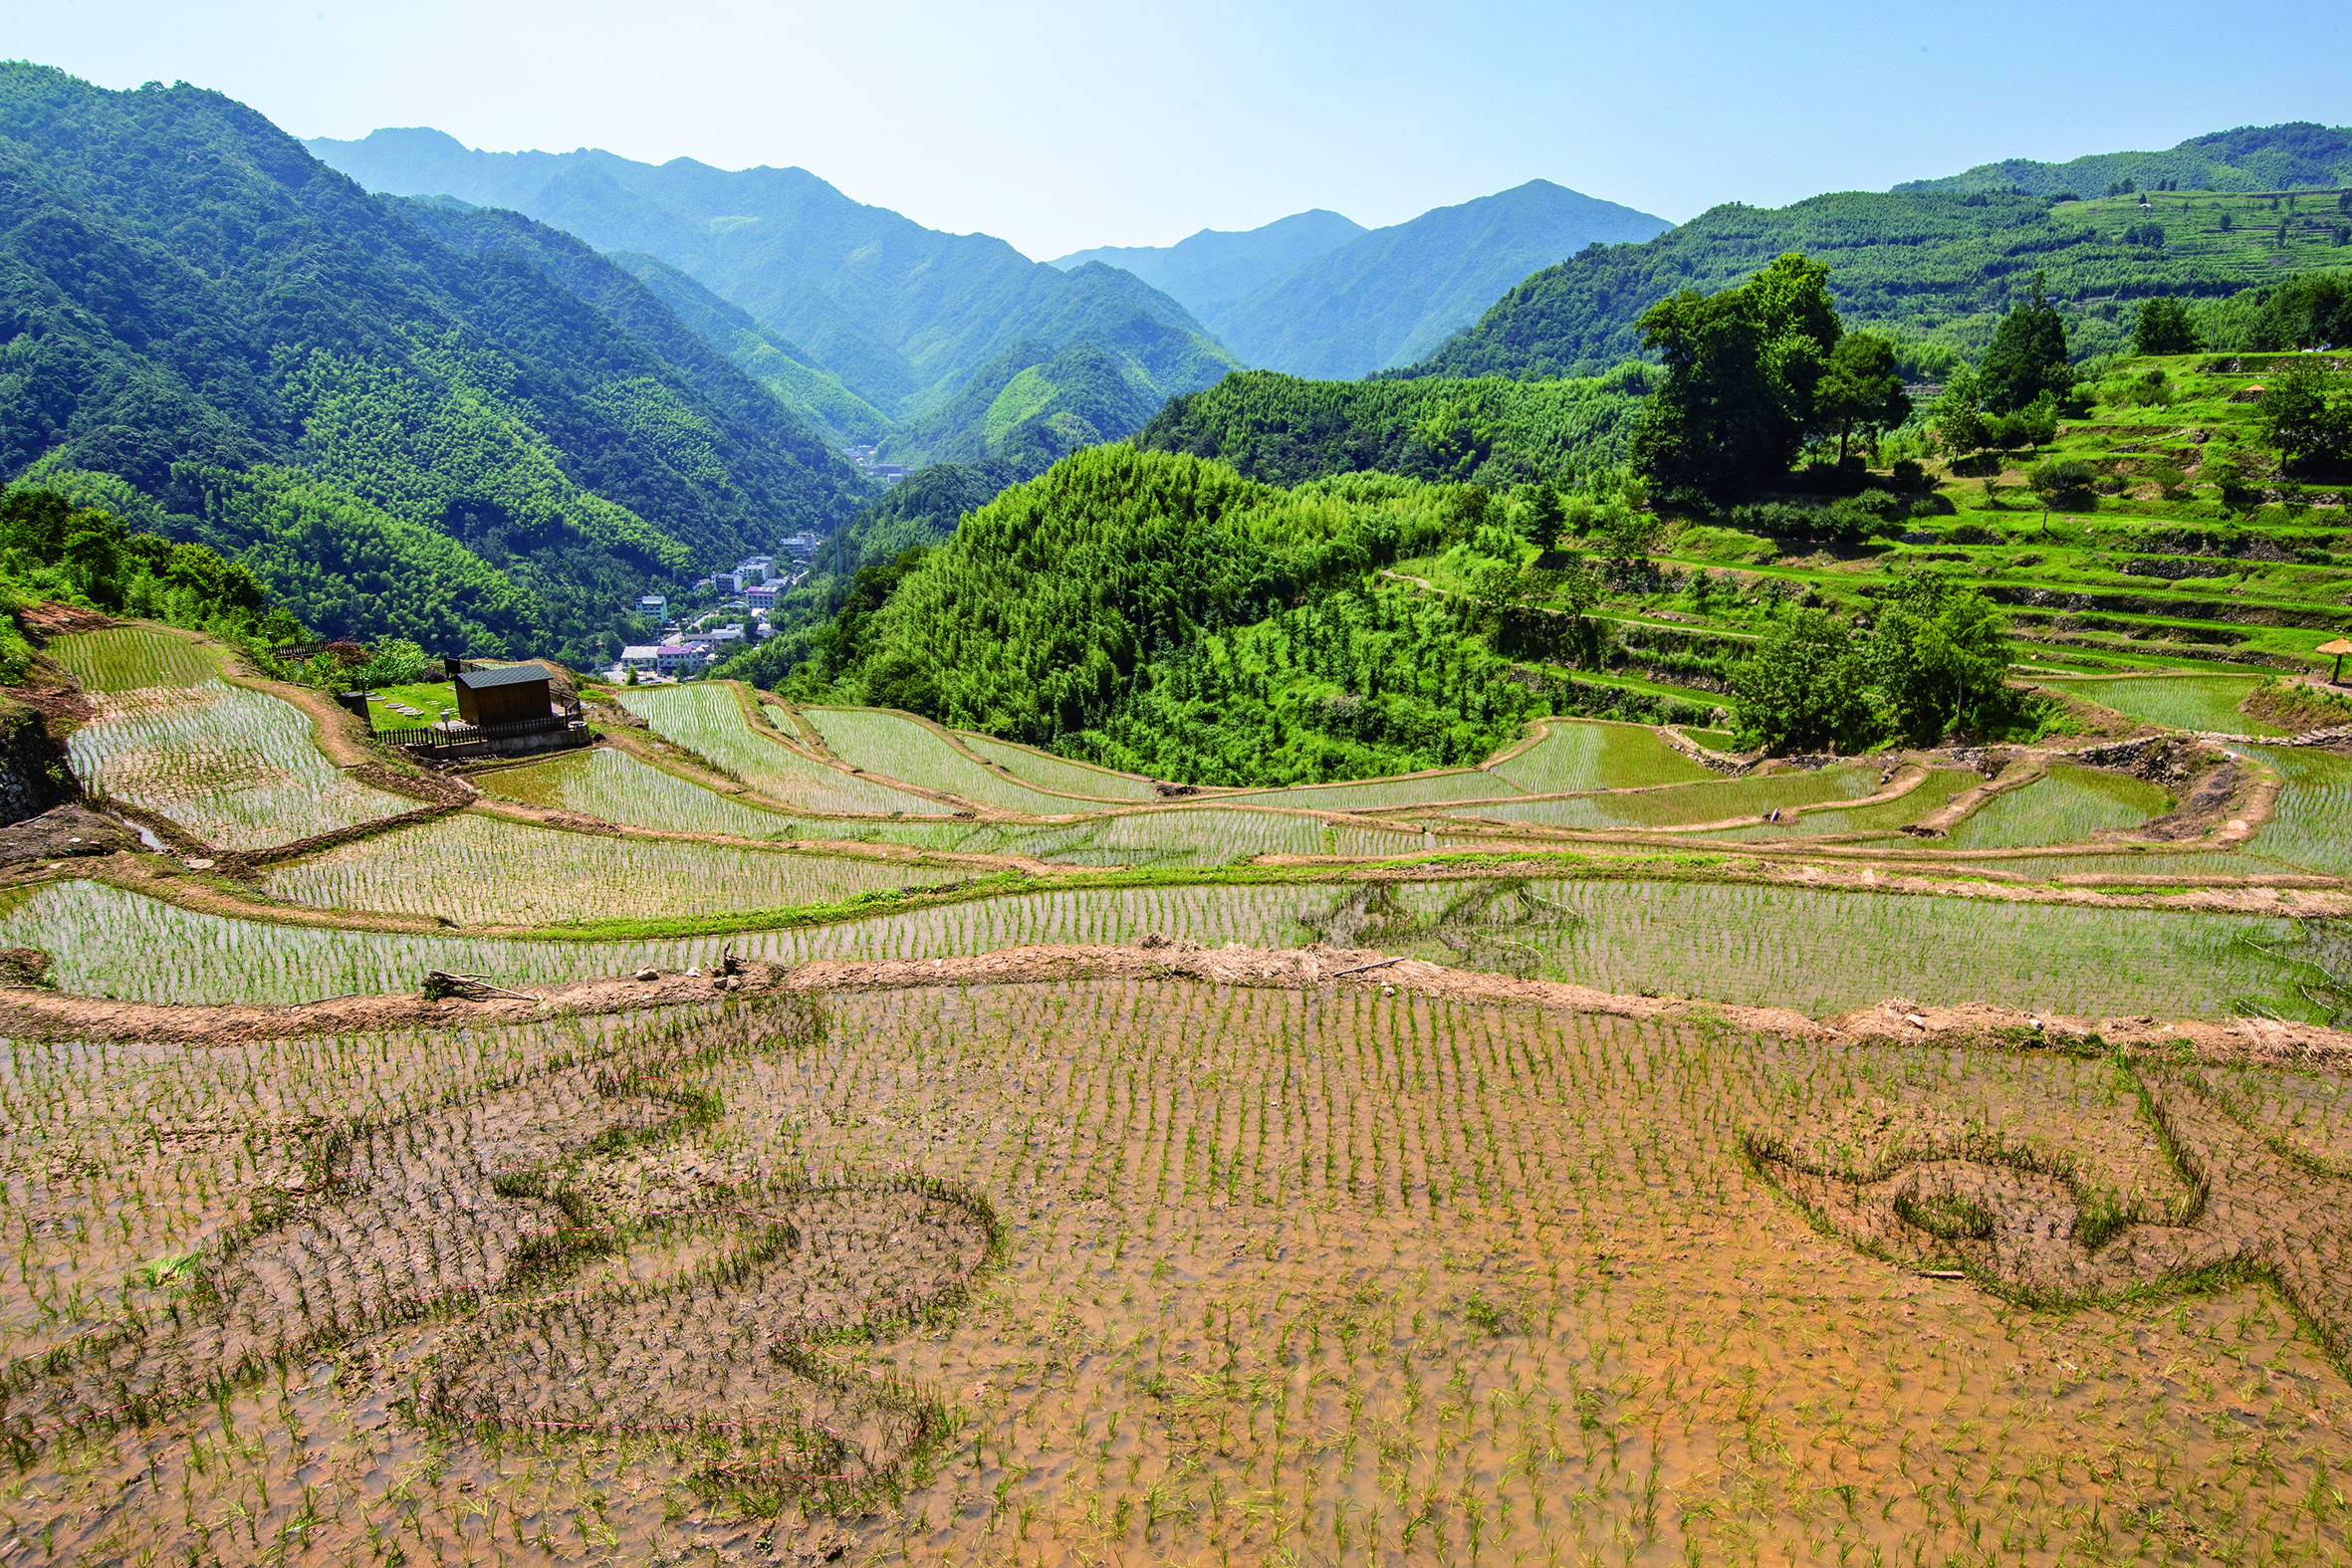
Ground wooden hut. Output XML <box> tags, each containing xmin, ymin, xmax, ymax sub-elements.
<box><xmin>453</xmin><ymin>662</ymin><xmax>556</xmax><ymax>727</ymax></box>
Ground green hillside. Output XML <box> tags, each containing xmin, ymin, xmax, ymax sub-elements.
<box><xmin>1406</xmin><ymin>185</ymin><xmax>2352</xmax><ymax>380</ymax></box>
<box><xmin>1139</xmin><ymin>363</ymin><xmax>1654</xmax><ymax>490</ymax></box>
<box><xmin>606</xmin><ymin>251</ymin><xmax>892</xmax><ymax>447</ymax></box>
<box><xmin>0</xmin><ymin>65</ymin><xmax>869</xmax><ymax>665</ymax></box>
<box><xmin>1899</xmin><ymin>122</ymin><xmax>2352</xmax><ymax>198</ymax></box>
<box><xmin>769</xmin><ymin>447</ymin><xmax>1555</xmax><ymax>783</ymax></box>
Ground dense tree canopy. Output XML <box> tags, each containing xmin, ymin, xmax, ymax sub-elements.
<box><xmin>1626</xmin><ymin>254</ymin><xmax>1842</xmax><ymax>498</ymax></box>
<box><xmin>1976</xmin><ymin>273</ymin><xmax>2075</xmax><ymax>413</ymax></box>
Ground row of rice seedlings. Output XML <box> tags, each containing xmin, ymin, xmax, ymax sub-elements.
<box><xmin>261</xmin><ymin>812</ymin><xmax>962</xmax><ymax>925</ymax></box>
<box><xmin>954</xmin><ymin>730</ymin><xmax>1159</xmax><ymax>799</ymax></box>
<box><xmin>1699</xmin><ymin>766</ymin><xmax>1983</xmax><ymax>840</ymax></box>
<box><xmin>2042</xmin><ymin>673</ymin><xmax>2286</xmax><ymax>735</ymax></box>
<box><xmin>473</xmin><ymin>747</ymin><xmax>797</xmax><ymax>837</ymax></box>
<box><xmin>761</xmin><ymin>981</ymin><xmax>2342</xmax><ymax>1565</ymax></box>
<box><xmin>46</xmin><ymin>625</ymin><xmax>216</xmax><ymax>692</ymax></box>
<box><xmin>0</xmin><ymin>879</ymin><xmax>1316</xmax><ymax>1003</ymax></box>
<box><xmin>1321</xmin><ymin>876</ymin><xmax>2302</xmax><ymax>1018</ymax></box>
<box><xmin>1211</xmin><ymin>768</ymin><xmax>1525</xmax><ymax>810</ymax></box>
<box><xmin>967</xmin><ymin>806</ymin><xmax>1392</xmax><ymax>866</ymax></box>
<box><xmin>1488</xmin><ymin>718</ymin><xmax>1713</xmax><ymax>794</ymax></box>
<box><xmin>2240</xmin><ymin>745</ymin><xmax>2352</xmax><ymax>876</ymax></box>
<box><xmin>67</xmin><ymin>679</ymin><xmax>413</xmax><ymax>848</ymax></box>
<box><xmin>1938</xmin><ymin>762</ymin><xmax>2173</xmax><ymax>849</ymax></box>
<box><xmin>619</xmin><ymin>685</ymin><xmax>950</xmax><ymax>816</ymax></box>
<box><xmin>2203</xmin><ymin>1060</ymin><xmax>2352</xmax><ymax>1172</ymax></box>
<box><xmin>1940</xmin><ymin>848</ymin><xmax>2304</xmax><ymax>880</ymax></box>
<box><xmin>804</xmin><ymin>707</ymin><xmax>1104</xmax><ymax>812</ymax></box>
<box><xmin>12</xmin><ymin>868</ymin><xmax>2317</xmax><ymax>1019</ymax></box>
<box><xmin>1455</xmin><ymin>760</ymin><xmax>1879</xmax><ymax>829</ymax></box>
<box><xmin>1</xmin><ymin>982</ymin><xmax>2337</xmax><ymax>1559</ymax></box>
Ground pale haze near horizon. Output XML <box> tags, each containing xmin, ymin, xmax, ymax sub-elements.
<box><xmin>15</xmin><ymin>0</ymin><xmax>2349</xmax><ymax>260</ymax></box>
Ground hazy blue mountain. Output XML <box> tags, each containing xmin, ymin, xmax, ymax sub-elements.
<box><xmin>1049</xmin><ymin>210</ymin><xmax>1366</xmax><ymax>318</ymax></box>
<box><xmin>1897</xmin><ymin>122</ymin><xmax>2352</xmax><ymax>197</ymax></box>
<box><xmin>305</xmin><ymin>128</ymin><xmax>1241</xmax><ymax>420</ymax></box>
<box><xmin>1200</xmin><ymin>180</ymin><xmax>1671</xmax><ymax>379</ymax></box>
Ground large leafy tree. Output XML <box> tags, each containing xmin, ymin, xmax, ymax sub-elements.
<box><xmin>1867</xmin><ymin>576</ymin><xmax>2011</xmax><ymax>741</ymax></box>
<box><xmin>1978</xmin><ymin>271</ymin><xmax>2075</xmax><ymax>413</ymax></box>
<box><xmin>1627</xmin><ymin>253</ymin><xmax>1842</xmax><ymax>498</ymax></box>
<box><xmin>1728</xmin><ymin>609</ymin><xmax>1874</xmax><ymax>754</ymax></box>
<box><xmin>2258</xmin><ymin>358</ymin><xmax>2352</xmax><ymax>467</ymax></box>
<box><xmin>1812</xmin><ymin>333</ymin><xmax>1912</xmax><ymax>463</ymax></box>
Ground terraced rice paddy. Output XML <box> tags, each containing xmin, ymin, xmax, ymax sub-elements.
<box><xmin>0</xmin><ymin>873</ymin><xmax>2314</xmax><ymax>1018</ymax></box>
<box><xmin>1488</xmin><ymin>718</ymin><xmax>1714</xmax><ymax>793</ymax></box>
<box><xmin>1700</xmin><ymin>767</ymin><xmax>1983</xmax><ymax>840</ymax></box>
<box><xmin>969</xmin><ymin>806</ymin><xmax>1427</xmax><ymax>866</ymax></box>
<box><xmin>1453</xmin><ymin>762</ymin><xmax>1880</xmax><ymax>830</ymax></box>
<box><xmin>474</xmin><ymin>748</ymin><xmax>795</xmax><ymax>837</ymax></box>
<box><xmin>1214</xmin><ymin>768</ymin><xmax>1524</xmax><ymax>810</ymax></box>
<box><xmin>2240</xmin><ymin>744</ymin><xmax>2352</xmax><ymax>876</ymax></box>
<box><xmin>954</xmin><ymin>731</ymin><xmax>1159</xmax><ymax>799</ymax></box>
<box><xmin>66</xmin><ymin>680</ymin><xmax>414</xmax><ymax>848</ymax></box>
<box><xmin>47</xmin><ymin>625</ymin><xmax>216</xmax><ymax>691</ymax></box>
<box><xmin>2048</xmin><ymin>673</ymin><xmax>2287</xmax><ymax>736</ymax></box>
<box><xmin>619</xmin><ymin>685</ymin><xmax>951</xmax><ymax>816</ymax></box>
<box><xmin>262</xmin><ymin>812</ymin><xmax>962</xmax><ymax>925</ymax></box>
<box><xmin>804</xmin><ymin>706</ymin><xmax>1100</xmax><ymax>812</ymax></box>
<box><xmin>1940</xmin><ymin>762</ymin><xmax>2173</xmax><ymax>849</ymax></box>
<box><xmin>4</xmin><ymin>983</ymin><xmax>2345</xmax><ymax>1565</ymax></box>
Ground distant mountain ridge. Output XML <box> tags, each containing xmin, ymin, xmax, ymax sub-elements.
<box><xmin>1897</xmin><ymin>121</ymin><xmax>2352</xmax><ymax>197</ymax></box>
<box><xmin>1194</xmin><ymin>180</ymin><xmax>1670</xmax><ymax>379</ymax></box>
<box><xmin>1050</xmin><ymin>210</ymin><xmax>1367</xmax><ymax>317</ymax></box>
<box><xmin>303</xmin><ymin>127</ymin><xmax>1239</xmax><ymax>430</ymax></box>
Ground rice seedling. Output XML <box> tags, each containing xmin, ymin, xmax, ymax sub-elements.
<box><xmin>66</xmin><ymin>680</ymin><xmax>414</xmax><ymax>848</ymax></box>
<box><xmin>1213</xmin><ymin>768</ymin><xmax>1524</xmax><ymax>809</ymax></box>
<box><xmin>1700</xmin><ymin>766</ymin><xmax>1982</xmax><ymax>839</ymax></box>
<box><xmin>805</xmin><ymin>707</ymin><xmax>1107</xmax><ymax>812</ymax></box>
<box><xmin>2</xmin><ymin>871</ymin><xmax>2320</xmax><ymax>1019</ymax></box>
<box><xmin>472</xmin><ymin>748</ymin><xmax>797</xmax><ymax>837</ymax></box>
<box><xmin>1488</xmin><ymin>718</ymin><xmax>1714</xmax><ymax>793</ymax></box>
<box><xmin>0</xmin><ymin>971</ymin><xmax>2343</xmax><ymax>1562</ymax></box>
<box><xmin>2239</xmin><ymin>745</ymin><xmax>2352</xmax><ymax>876</ymax></box>
<box><xmin>2045</xmin><ymin>673</ymin><xmax>2287</xmax><ymax>735</ymax></box>
<box><xmin>1460</xmin><ymin>761</ymin><xmax>1879</xmax><ymax>829</ymax></box>
<box><xmin>619</xmin><ymin>686</ymin><xmax>952</xmax><ymax>816</ymax></box>
<box><xmin>966</xmin><ymin>806</ymin><xmax>1424</xmax><ymax>866</ymax></box>
<box><xmin>261</xmin><ymin>812</ymin><xmax>963</xmax><ymax>925</ymax></box>
<box><xmin>1298</xmin><ymin>876</ymin><xmax>2305</xmax><ymax>1017</ymax></box>
<box><xmin>1939</xmin><ymin>762</ymin><xmax>2173</xmax><ymax>849</ymax></box>
<box><xmin>955</xmin><ymin>731</ymin><xmax>1159</xmax><ymax>799</ymax></box>
<box><xmin>46</xmin><ymin>626</ymin><xmax>216</xmax><ymax>691</ymax></box>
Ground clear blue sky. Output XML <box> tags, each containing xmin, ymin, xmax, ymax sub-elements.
<box><xmin>16</xmin><ymin>0</ymin><xmax>2349</xmax><ymax>259</ymax></box>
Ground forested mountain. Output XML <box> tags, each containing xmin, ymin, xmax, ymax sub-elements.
<box><xmin>1405</xmin><ymin>182</ymin><xmax>2352</xmax><ymax>381</ymax></box>
<box><xmin>1202</xmin><ymin>180</ymin><xmax>1670</xmax><ymax>379</ymax></box>
<box><xmin>0</xmin><ymin>63</ymin><xmax>868</xmax><ymax>665</ymax></box>
<box><xmin>305</xmin><ymin>127</ymin><xmax>1240</xmax><ymax>424</ymax></box>
<box><xmin>1049</xmin><ymin>210</ymin><xmax>1367</xmax><ymax>320</ymax></box>
<box><xmin>1899</xmin><ymin>122</ymin><xmax>2352</xmax><ymax>198</ymax></box>
<box><xmin>604</xmin><ymin>251</ymin><xmax>892</xmax><ymax>447</ymax></box>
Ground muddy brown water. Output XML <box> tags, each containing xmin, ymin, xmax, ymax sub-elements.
<box><xmin>0</xmin><ymin>983</ymin><xmax>2345</xmax><ymax>1564</ymax></box>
